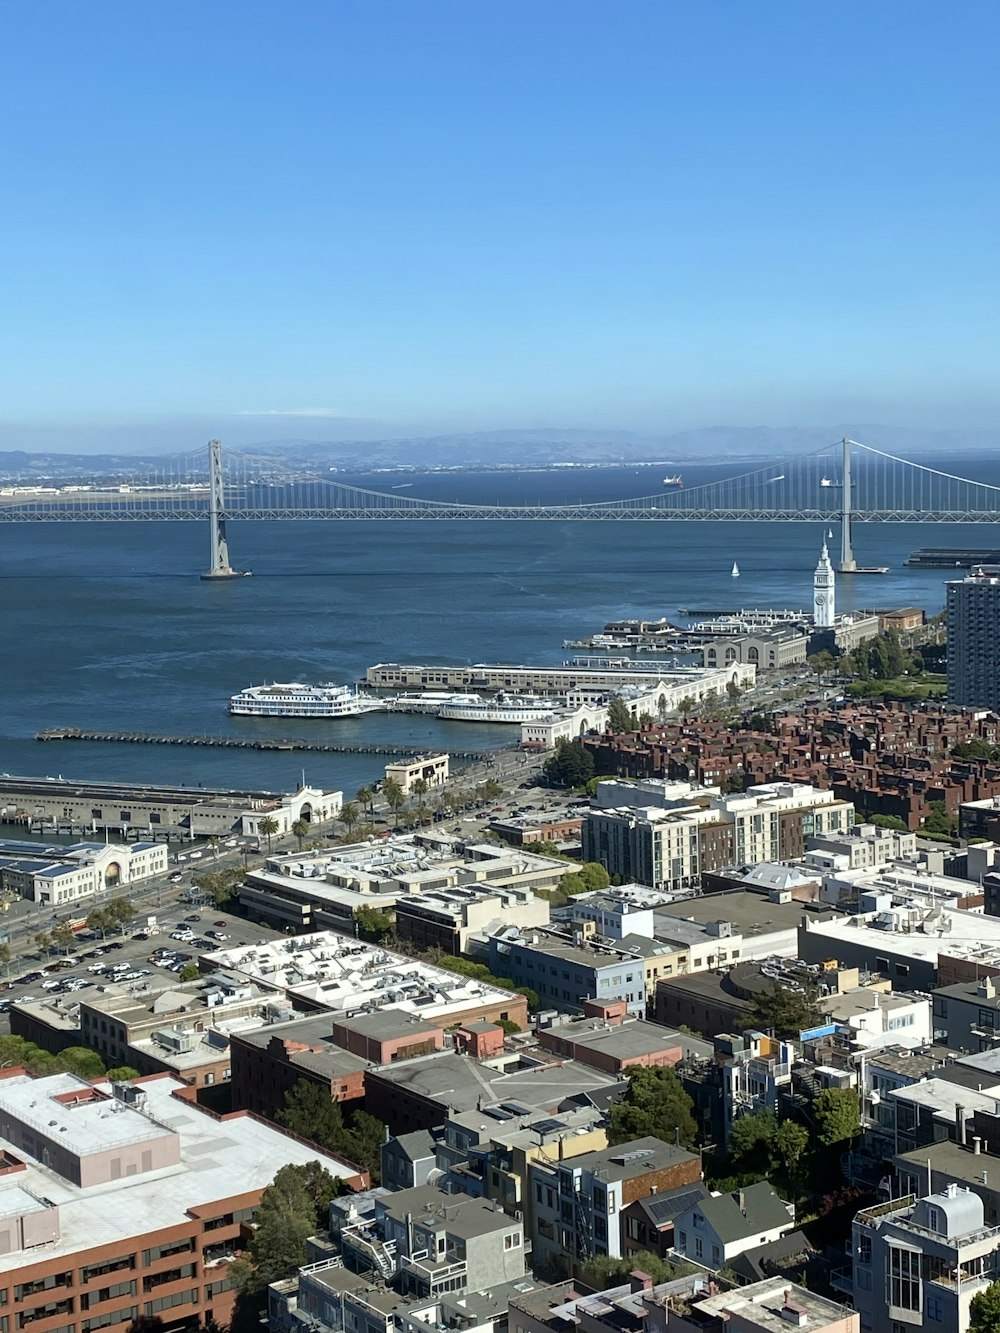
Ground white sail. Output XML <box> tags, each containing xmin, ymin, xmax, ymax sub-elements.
<box><xmin>731</xmin><ymin>562</ymin><xmax>740</xmax><ymax>577</ymax></box>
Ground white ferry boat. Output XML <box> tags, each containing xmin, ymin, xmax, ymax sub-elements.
<box><xmin>436</xmin><ymin>692</ymin><xmax>557</xmax><ymax>724</ymax></box>
<box><xmin>229</xmin><ymin>682</ymin><xmax>385</xmax><ymax>718</ymax></box>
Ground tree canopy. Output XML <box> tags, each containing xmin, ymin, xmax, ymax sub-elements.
<box><xmin>970</xmin><ymin>1281</ymin><xmax>1000</xmax><ymax>1333</ymax></box>
<box><xmin>605</xmin><ymin>697</ymin><xmax>635</xmax><ymax>734</ymax></box>
<box><xmin>748</xmin><ymin>983</ymin><xmax>824</xmax><ymax>1040</ymax></box>
<box><xmin>814</xmin><ymin>1088</ymin><xmax>860</xmax><ymax>1147</ymax></box>
<box><xmin>543</xmin><ymin>739</ymin><xmax>595</xmax><ymax>788</ymax></box>
<box><xmin>608</xmin><ymin>1065</ymin><xmax>698</xmax><ymax>1149</ymax></box>
<box><xmin>237</xmin><ymin>1162</ymin><xmax>341</xmax><ymax>1289</ymax></box>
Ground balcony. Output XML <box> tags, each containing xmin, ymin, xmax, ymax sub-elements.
<box><xmin>829</xmin><ymin>1268</ymin><xmax>853</xmax><ymax>1296</ymax></box>
<box><xmin>399</xmin><ymin>1252</ymin><xmax>467</xmax><ymax>1296</ymax></box>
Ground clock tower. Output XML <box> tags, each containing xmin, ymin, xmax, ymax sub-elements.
<box><xmin>814</xmin><ymin>540</ymin><xmax>835</xmax><ymax>628</ymax></box>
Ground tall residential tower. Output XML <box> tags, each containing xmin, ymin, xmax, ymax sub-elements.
<box><xmin>947</xmin><ymin>567</ymin><xmax>1000</xmax><ymax>708</ymax></box>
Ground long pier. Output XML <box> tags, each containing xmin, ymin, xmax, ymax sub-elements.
<box><xmin>35</xmin><ymin>726</ymin><xmax>498</xmax><ymax>761</ymax></box>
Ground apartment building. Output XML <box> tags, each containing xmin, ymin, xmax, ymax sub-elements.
<box><xmin>529</xmin><ymin>1136</ymin><xmax>701</xmax><ymax>1273</ymax></box>
<box><xmin>489</xmin><ymin>927</ymin><xmax>647</xmax><ymax>1016</ymax></box>
<box><xmin>0</xmin><ymin>1070</ymin><xmax>359</xmax><ymax>1333</ymax></box>
<box><xmin>848</xmin><ymin>1184</ymin><xmax>1000</xmax><ymax>1333</ymax></box>
<box><xmin>582</xmin><ymin>783</ymin><xmax>854</xmax><ymax>892</ymax></box>
<box><xmin>948</xmin><ymin>569</ymin><xmax>1000</xmax><ymax>709</ymax></box>
<box><xmin>341</xmin><ymin>1185</ymin><xmax>525</xmax><ymax>1298</ymax></box>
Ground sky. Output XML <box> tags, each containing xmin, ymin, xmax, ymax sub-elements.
<box><xmin>1</xmin><ymin>2</ymin><xmax>998</xmax><ymax>450</ymax></box>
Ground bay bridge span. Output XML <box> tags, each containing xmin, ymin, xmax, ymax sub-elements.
<box><xmin>1</xmin><ymin>436</ymin><xmax>997</xmax><ymax>580</ymax></box>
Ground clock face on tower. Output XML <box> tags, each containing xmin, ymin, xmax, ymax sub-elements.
<box><xmin>816</xmin><ymin>592</ymin><xmax>827</xmax><ymax>606</ymax></box>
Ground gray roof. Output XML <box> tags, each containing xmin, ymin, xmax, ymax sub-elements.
<box><xmin>683</xmin><ymin>1181</ymin><xmax>792</xmax><ymax>1243</ymax></box>
<box><xmin>335</xmin><ymin>1010</ymin><xmax>441</xmax><ymax>1040</ymax></box>
<box><xmin>390</xmin><ymin>1129</ymin><xmax>437</xmax><ymax>1163</ymax></box>
<box><xmin>553</xmin><ymin>1136</ymin><xmax>699</xmax><ymax>1183</ymax></box>
<box><xmin>654</xmin><ymin>890</ymin><xmax>827</xmax><ymax>939</ymax></box>
<box><xmin>382</xmin><ymin>1185</ymin><xmax>520</xmax><ymax>1239</ymax></box>
<box><xmin>368</xmin><ymin>1050</ymin><xmax>620</xmax><ymax>1114</ymax></box>
<box><xmin>727</xmin><ymin>1230</ymin><xmax>815</xmax><ymax>1284</ymax></box>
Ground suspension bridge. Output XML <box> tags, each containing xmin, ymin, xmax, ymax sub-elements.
<box><xmin>0</xmin><ymin>436</ymin><xmax>997</xmax><ymax>580</ymax></box>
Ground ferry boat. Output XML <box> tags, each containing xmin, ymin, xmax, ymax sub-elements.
<box><xmin>662</xmin><ymin>474</ymin><xmax>684</xmax><ymax>487</ymax></box>
<box><xmin>436</xmin><ymin>692</ymin><xmax>557</xmax><ymax>724</ymax></box>
<box><xmin>229</xmin><ymin>682</ymin><xmax>385</xmax><ymax>718</ymax></box>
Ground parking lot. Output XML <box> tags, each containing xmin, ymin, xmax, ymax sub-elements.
<box><xmin>0</xmin><ymin>901</ymin><xmax>283</xmax><ymax>1025</ymax></box>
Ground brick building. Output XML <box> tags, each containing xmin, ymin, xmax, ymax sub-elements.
<box><xmin>0</xmin><ymin>1070</ymin><xmax>360</xmax><ymax>1333</ymax></box>
<box><xmin>583</xmin><ymin>702</ymin><xmax>1000</xmax><ymax>831</ymax></box>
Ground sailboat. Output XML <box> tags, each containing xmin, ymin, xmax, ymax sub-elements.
<box><xmin>827</xmin><ymin>528</ymin><xmax>833</xmax><ymax>539</ymax></box>
<box><xmin>731</xmin><ymin>562</ymin><xmax>740</xmax><ymax>578</ymax></box>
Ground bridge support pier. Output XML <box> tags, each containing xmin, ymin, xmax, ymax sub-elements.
<box><xmin>200</xmin><ymin>439</ymin><xmax>248</xmax><ymax>580</ymax></box>
<box><xmin>839</xmin><ymin>435</ymin><xmax>857</xmax><ymax>572</ymax></box>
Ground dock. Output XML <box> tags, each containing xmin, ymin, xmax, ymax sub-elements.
<box><xmin>35</xmin><ymin>727</ymin><xmax>498</xmax><ymax>762</ymax></box>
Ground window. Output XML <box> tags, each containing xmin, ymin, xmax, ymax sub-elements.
<box><xmin>504</xmin><ymin>1233</ymin><xmax>521</xmax><ymax>1249</ymax></box>
<box><xmin>856</xmin><ymin>1269</ymin><xmax>872</xmax><ymax>1292</ymax></box>
<box><xmin>858</xmin><ymin>1234</ymin><xmax>872</xmax><ymax>1264</ymax></box>
<box><xmin>695</xmin><ymin>1238</ymin><xmax>703</xmax><ymax>1259</ymax></box>
<box><xmin>678</xmin><ymin>1230</ymin><xmax>687</xmax><ymax>1249</ymax></box>
<box><xmin>925</xmin><ymin>1296</ymin><xmax>943</xmax><ymax>1322</ymax></box>
<box><xmin>711</xmin><ymin>1245</ymin><xmax>720</xmax><ymax>1264</ymax></box>
<box><xmin>888</xmin><ymin>1245</ymin><xmax>921</xmax><ymax>1311</ymax></box>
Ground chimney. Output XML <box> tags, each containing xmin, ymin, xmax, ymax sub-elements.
<box><xmin>629</xmin><ymin>1272</ymin><xmax>653</xmax><ymax>1295</ymax></box>
<box><xmin>957</xmin><ymin>1106</ymin><xmax>967</xmax><ymax>1146</ymax></box>
<box><xmin>973</xmin><ymin>1136</ymin><xmax>983</xmax><ymax>1155</ymax></box>
<box><xmin>738</xmin><ymin>1189</ymin><xmax>746</xmax><ymax>1213</ymax></box>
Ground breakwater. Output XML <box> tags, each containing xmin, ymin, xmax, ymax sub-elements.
<box><xmin>35</xmin><ymin>727</ymin><xmax>498</xmax><ymax>761</ymax></box>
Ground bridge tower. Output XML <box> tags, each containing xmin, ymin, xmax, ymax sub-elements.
<box><xmin>200</xmin><ymin>439</ymin><xmax>246</xmax><ymax>580</ymax></box>
<box><xmin>839</xmin><ymin>436</ymin><xmax>857</xmax><ymax>573</ymax></box>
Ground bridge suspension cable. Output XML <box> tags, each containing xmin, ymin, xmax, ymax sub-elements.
<box><xmin>1</xmin><ymin>436</ymin><xmax>998</xmax><ymax>576</ymax></box>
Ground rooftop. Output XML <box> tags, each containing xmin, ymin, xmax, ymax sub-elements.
<box><xmin>655</xmin><ymin>890</ymin><xmax>828</xmax><ymax>940</ymax></box>
<box><xmin>0</xmin><ymin>1072</ymin><xmax>174</xmax><ymax>1158</ymax></box>
<box><xmin>0</xmin><ymin>1073</ymin><xmax>358</xmax><ymax>1271</ymax></box>
<box><xmin>381</xmin><ymin>1185</ymin><xmax>521</xmax><ymax>1239</ymax></box>
<box><xmin>203</xmin><ymin>930</ymin><xmax>518</xmax><ymax>1019</ymax></box>
<box><xmin>546</xmin><ymin>1135</ymin><xmax>698</xmax><ymax>1182</ymax></box>
<box><xmin>690</xmin><ymin>1277</ymin><xmax>853</xmax><ymax>1333</ymax></box>
<box><xmin>368</xmin><ymin>1050</ymin><xmax>622</xmax><ymax>1114</ymax></box>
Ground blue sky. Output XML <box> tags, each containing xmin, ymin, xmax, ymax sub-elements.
<box><xmin>1</xmin><ymin>1</ymin><xmax>998</xmax><ymax>446</ymax></box>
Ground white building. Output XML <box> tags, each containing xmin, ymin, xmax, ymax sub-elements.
<box><xmin>0</xmin><ymin>839</ymin><xmax>168</xmax><ymax>907</ymax></box>
<box><xmin>819</xmin><ymin>987</ymin><xmax>933</xmax><ymax>1053</ymax></box>
<box><xmin>384</xmin><ymin>754</ymin><xmax>448</xmax><ymax>795</ymax></box>
<box><xmin>814</xmin><ymin>540</ymin><xmax>836</xmax><ymax>628</ymax></box>
<box><xmin>672</xmin><ymin>1181</ymin><xmax>795</xmax><ymax>1268</ymax></box>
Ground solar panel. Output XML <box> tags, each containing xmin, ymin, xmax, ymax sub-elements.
<box><xmin>645</xmin><ymin>1187</ymin><xmax>704</xmax><ymax>1223</ymax></box>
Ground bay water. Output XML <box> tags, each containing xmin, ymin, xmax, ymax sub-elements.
<box><xmin>0</xmin><ymin>461</ymin><xmax>988</xmax><ymax>801</ymax></box>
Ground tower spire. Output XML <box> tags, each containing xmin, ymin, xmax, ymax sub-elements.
<box><xmin>814</xmin><ymin>538</ymin><xmax>835</xmax><ymax>628</ymax></box>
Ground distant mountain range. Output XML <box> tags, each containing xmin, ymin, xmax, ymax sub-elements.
<box><xmin>1</xmin><ymin>424</ymin><xmax>997</xmax><ymax>478</ymax></box>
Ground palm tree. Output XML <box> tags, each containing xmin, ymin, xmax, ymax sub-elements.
<box><xmin>382</xmin><ymin>778</ymin><xmax>405</xmax><ymax>828</ymax></box>
<box><xmin>291</xmin><ymin>819</ymin><xmax>309</xmax><ymax>851</ymax></box>
<box><xmin>258</xmin><ymin>815</ymin><xmax>279</xmax><ymax>851</ymax></box>
<box><xmin>410</xmin><ymin>778</ymin><xmax>429</xmax><ymax>825</ymax></box>
<box><xmin>356</xmin><ymin>786</ymin><xmax>374</xmax><ymax>819</ymax></box>
<box><xmin>340</xmin><ymin>801</ymin><xmax>360</xmax><ymax>838</ymax></box>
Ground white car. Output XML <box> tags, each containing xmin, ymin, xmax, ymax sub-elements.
<box><xmin>41</xmin><ymin>979</ymin><xmax>61</xmax><ymax>990</ymax></box>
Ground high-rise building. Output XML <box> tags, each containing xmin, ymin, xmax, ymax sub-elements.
<box><xmin>947</xmin><ymin>568</ymin><xmax>1000</xmax><ymax>708</ymax></box>
<box><xmin>814</xmin><ymin>540</ymin><xmax>836</xmax><ymax>628</ymax></box>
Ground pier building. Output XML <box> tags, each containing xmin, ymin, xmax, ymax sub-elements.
<box><xmin>0</xmin><ymin>775</ymin><xmax>340</xmax><ymax>841</ymax></box>
<box><xmin>365</xmin><ymin>661</ymin><xmax>754</xmax><ymax>701</ymax></box>
<box><xmin>0</xmin><ymin>836</ymin><xmax>167</xmax><ymax>907</ymax></box>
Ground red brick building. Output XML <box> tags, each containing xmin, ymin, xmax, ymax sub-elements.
<box><xmin>0</xmin><ymin>1069</ymin><xmax>362</xmax><ymax>1333</ymax></box>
